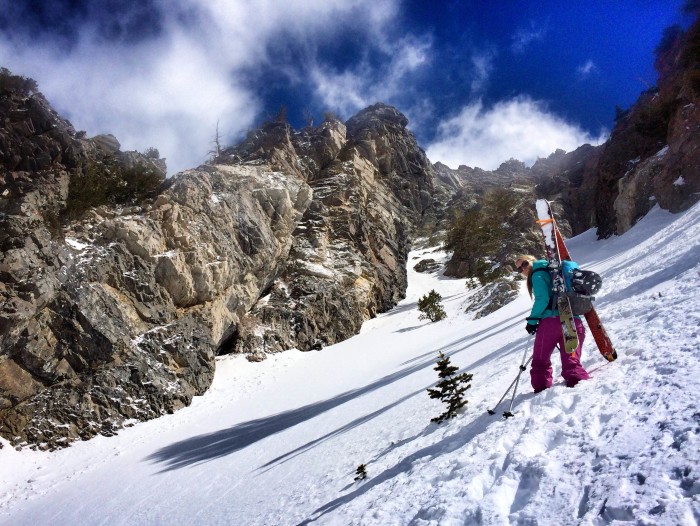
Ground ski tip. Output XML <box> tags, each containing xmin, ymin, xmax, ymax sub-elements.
<box><xmin>535</xmin><ymin>199</ymin><xmax>553</xmax><ymax>220</ymax></box>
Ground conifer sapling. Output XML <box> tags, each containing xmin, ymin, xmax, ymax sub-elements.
<box><xmin>427</xmin><ymin>352</ymin><xmax>473</xmax><ymax>423</ymax></box>
<box><xmin>418</xmin><ymin>290</ymin><xmax>447</xmax><ymax>322</ymax></box>
<box><xmin>354</xmin><ymin>463</ymin><xmax>368</xmax><ymax>481</ymax></box>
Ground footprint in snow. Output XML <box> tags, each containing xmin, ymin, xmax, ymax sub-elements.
<box><xmin>509</xmin><ymin>461</ymin><xmax>545</xmax><ymax>514</ymax></box>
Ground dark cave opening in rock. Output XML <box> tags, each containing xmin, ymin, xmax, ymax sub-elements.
<box><xmin>216</xmin><ymin>326</ymin><xmax>239</xmax><ymax>356</ymax></box>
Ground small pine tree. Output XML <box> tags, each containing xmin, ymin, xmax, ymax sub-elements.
<box><xmin>418</xmin><ymin>290</ymin><xmax>447</xmax><ymax>322</ymax></box>
<box><xmin>323</xmin><ymin>111</ymin><xmax>339</xmax><ymax>122</ymax></box>
<box><xmin>143</xmin><ymin>146</ymin><xmax>160</xmax><ymax>159</ymax></box>
<box><xmin>354</xmin><ymin>464</ymin><xmax>368</xmax><ymax>481</ymax></box>
<box><xmin>427</xmin><ymin>352</ymin><xmax>473</xmax><ymax>424</ymax></box>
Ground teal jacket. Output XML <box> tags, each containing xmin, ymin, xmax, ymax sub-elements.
<box><xmin>527</xmin><ymin>260</ymin><xmax>558</xmax><ymax>324</ymax></box>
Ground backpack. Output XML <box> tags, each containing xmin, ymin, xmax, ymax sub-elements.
<box><xmin>535</xmin><ymin>261</ymin><xmax>603</xmax><ymax>316</ymax></box>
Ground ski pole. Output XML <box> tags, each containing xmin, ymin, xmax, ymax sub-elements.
<box><xmin>487</xmin><ymin>335</ymin><xmax>533</xmax><ymax>417</ymax></box>
<box><xmin>502</xmin><ymin>334</ymin><xmax>535</xmax><ymax>417</ymax></box>
<box><xmin>486</xmin><ymin>357</ymin><xmax>532</xmax><ymax>415</ymax></box>
<box><xmin>502</xmin><ymin>357</ymin><xmax>530</xmax><ymax>418</ymax></box>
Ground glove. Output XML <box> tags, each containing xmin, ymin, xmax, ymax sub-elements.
<box><xmin>525</xmin><ymin>322</ymin><xmax>539</xmax><ymax>335</ymax></box>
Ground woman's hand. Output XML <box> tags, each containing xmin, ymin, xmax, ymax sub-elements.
<box><xmin>525</xmin><ymin>323</ymin><xmax>539</xmax><ymax>335</ymax></box>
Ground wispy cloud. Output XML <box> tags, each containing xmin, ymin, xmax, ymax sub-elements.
<box><xmin>0</xmin><ymin>0</ymin><xmax>401</xmax><ymax>174</ymax></box>
<box><xmin>310</xmin><ymin>35</ymin><xmax>432</xmax><ymax>117</ymax></box>
<box><xmin>470</xmin><ymin>49</ymin><xmax>496</xmax><ymax>94</ymax></box>
<box><xmin>511</xmin><ymin>21</ymin><xmax>547</xmax><ymax>54</ymax></box>
<box><xmin>426</xmin><ymin>97</ymin><xmax>607</xmax><ymax>170</ymax></box>
<box><xmin>577</xmin><ymin>59</ymin><xmax>598</xmax><ymax>77</ymax></box>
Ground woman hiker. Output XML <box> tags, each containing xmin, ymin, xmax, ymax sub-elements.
<box><xmin>514</xmin><ymin>255</ymin><xmax>590</xmax><ymax>392</ymax></box>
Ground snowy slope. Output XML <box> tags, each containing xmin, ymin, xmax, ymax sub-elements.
<box><xmin>1</xmin><ymin>202</ymin><xmax>699</xmax><ymax>526</ymax></box>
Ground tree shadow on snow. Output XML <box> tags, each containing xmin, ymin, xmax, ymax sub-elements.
<box><xmin>395</xmin><ymin>325</ymin><xmax>423</xmax><ymax>333</ymax></box>
<box><xmin>257</xmin><ymin>386</ymin><xmax>440</xmax><ymax>475</ymax></box>
<box><xmin>146</xmin><ymin>349</ymin><xmax>467</xmax><ymax>472</ymax></box>
<box><xmin>146</xmin><ymin>312</ymin><xmax>528</xmax><ymax>474</ymax></box>
<box><xmin>399</xmin><ymin>315</ymin><xmax>526</xmax><ymax>366</ymax></box>
<box><xmin>379</xmin><ymin>301</ymin><xmax>418</xmax><ymax>317</ymax></box>
<box><xmin>294</xmin><ymin>397</ymin><xmax>532</xmax><ymax>526</ymax></box>
<box><xmin>264</xmin><ymin>333</ymin><xmax>536</xmax><ymax>477</ymax></box>
<box><xmin>259</xmin><ymin>331</ymin><xmax>531</xmax><ymax>476</ymax></box>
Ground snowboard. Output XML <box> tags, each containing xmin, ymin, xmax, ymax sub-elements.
<box><xmin>535</xmin><ymin>200</ymin><xmax>579</xmax><ymax>354</ymax></box>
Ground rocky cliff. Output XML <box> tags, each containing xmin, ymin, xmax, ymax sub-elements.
<box><xmin>533</xmin><ymin>17</ymin><xmax>700</xmax><ymax>238</ymax></box>
<box><xmin>0</xmin><ymin>80</ymin><xmax>436</xmax><ymax>449</ymax></box>
<box><xmin>220</xmin><ymin>104</ymin><xmax>435</xmax><ymax>358</ymax></box>
<box><xmin>598</xmin><ymin>18</ymin><xmax>700</xmax><ymax>236</ymax></box>
<box><xmin>431</xmin><ymin>159</ymin><xmax>561</xmax><ymax>281</ymax></box>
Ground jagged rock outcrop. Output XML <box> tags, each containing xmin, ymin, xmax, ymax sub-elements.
<box><xmin>432</xmin><ymin>161</ymin><xmax>544</xmax><ymax>280</ymax></box>
<box><xmin>530</xmin><ymin>145</ymin><xmax>601</xmax><ymax>236</ymax></box>
<box><xmin>0</xmin><ymin>71</ymin><xmax>309</xmax><ymax>448</ymax></box>
<box><xmin>0</xmin><ymin>86</ymin><xmax>437</xmax><ymax>448</ymax></box>
<box><xmin>225</xmin><ymin>104</ymin><xmax>436</xmax><ymax>357</ymax></box>
<box><xmin>1</xmin><ymin>157</ymin><xmax>310</xmax><ymax>448</ymax></box>
<box><xmin>433</xmin><ymin>158</ymin><xmax>538</xmax><ymax>219</ymax></box>
<box><xmin>464</xmin><ymin>281</ymin><xmax>519</xmax><ymax>319</ymax></box>
<box><xmin>433</xmin><ymin>159</ymin><xmax>536</xmax><ymax>197</ymax></box>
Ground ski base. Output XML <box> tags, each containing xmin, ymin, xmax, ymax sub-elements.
<box><xmin>536</xmin><ymin>199</ymin><xmax>580</xmax><ymax>354</ymax></box>
<box><xmin>557</xmin><ymin>296</ymin><xmax>579</xmax><ymax>354</ymax></box>
<box><xmin>553</xmin><ymin>223</ymin><xmax>618</xmax><ymax>362</ymax></box>
<box><xmin>583</xmin><ymin>309</ymin><xmax>618</xmax><ymax>361</ymax></box>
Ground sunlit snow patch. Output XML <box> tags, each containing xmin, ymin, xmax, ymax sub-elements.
<box><xmin>65</xmin><ymin>238</ymin><xmax>90</xmax><ymax>251</ymax></box>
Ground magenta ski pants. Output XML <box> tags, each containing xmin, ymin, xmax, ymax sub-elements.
<box><xmin>530</xmin><ymin>317</ymin><xmax>589</xmax><ymax>392</ymax></box>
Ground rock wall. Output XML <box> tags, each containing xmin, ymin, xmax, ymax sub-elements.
<box><xmin>225</xmin><ymin>104</ymin><xmax>435</xmax><ymax>357</ymax></box>
<box><xmin>530</xmin><ymin>145</ymin><xmax>602</xmax><ymax>236</ymax></box>
<box><xmin>0</xmin><ymin>163</ymin><xmax>311</xmax><ymax>448</ymax></box>
<box><xmin>0</xmin><ymin>87</ymin><xmax>436</xmax><ymax>448</ymax></box>
<box><xmin>594</xmin><ymin>18</ymin><xmax>700</xmax><ymax>237</ymax></box>
<box><xmin>0</xmin><ymin>76</ymin><xmax>311</xmax><ymax>448</ymax></box>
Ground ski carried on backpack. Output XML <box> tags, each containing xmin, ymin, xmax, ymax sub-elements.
<box><xmin>553</xmin><ymin>226</ymin><xmax>618</xmax><ymax>362</ymax></box>
<box><xmin>535</xmin><ymin>200</ymin><xmax>579</xmax><ymax>354</ymax></box>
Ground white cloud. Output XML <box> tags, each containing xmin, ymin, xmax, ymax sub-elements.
<box><xmin>577</xmin><ymin>59</ymin><xmax>598</xmax><ymax>76</ymax></box>
<box><xmin>0</xmin><ymin>0</ymin><xmax>400</xmax><ymax>174</ymax></box>
<box><xmin>310</xmin><ymin>35</ymin><xmax>432</xmax><ymax>117</ymax></box>
<box><xmin>425</xmin><ymin>97</ymin><xmax>607</xmax><ymax>170</ymax></box>
<box><xmin>511</xmin><ymin>22</ymin><xmax>547</xmax><ymax>54</ymax></box>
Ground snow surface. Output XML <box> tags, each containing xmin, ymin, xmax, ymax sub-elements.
<box><xmin>64</xmin><ymin>237</ymin><xmax>90</xmax><ymax>251</ymax></box>
<box><xmin>2</xmin><ymin>203</ymin><xmax>700</xmax><ymax>525</ymax></box>
<box><xmin>655</xmin><ymin>146</ymin><xmax>669</xmax><ymax>158</ymax></box>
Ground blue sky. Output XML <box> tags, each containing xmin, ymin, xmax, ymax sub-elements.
<box><xmin>0</xmin><ymin>1</ymin><xmax>692</xmax><ymax>173</ymax></box>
